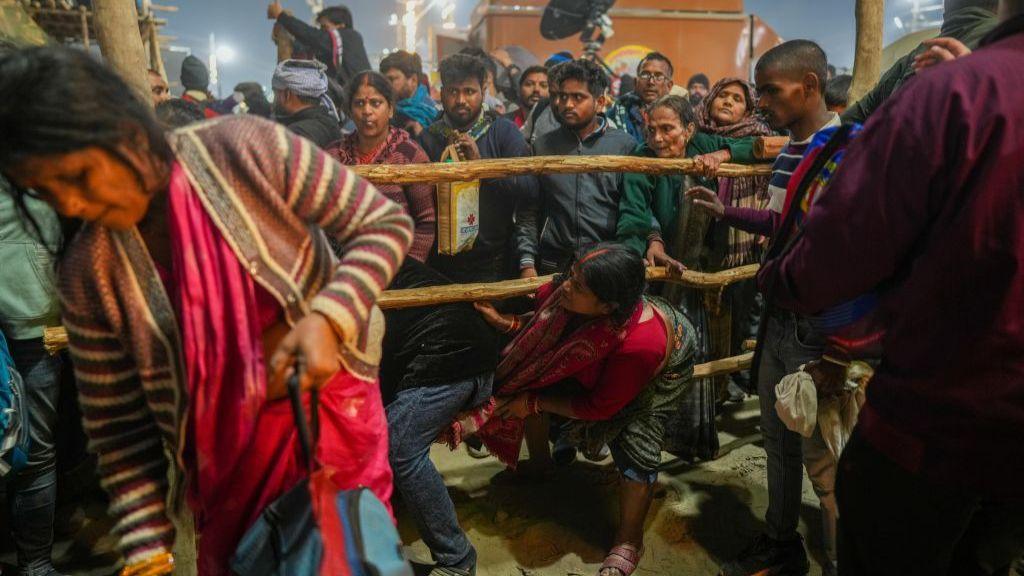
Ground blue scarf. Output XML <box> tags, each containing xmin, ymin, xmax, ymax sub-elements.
<box><xmin>396</xmin><ymin>85</ymin><xmax>438</xmax><ymax>129</ymax></box>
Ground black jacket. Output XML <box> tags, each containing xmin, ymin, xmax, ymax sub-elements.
<box><xmin>275</xmin><ymin>13</ymin><xmax>371</xmax><ymax>87</ymax></box>
<box><xmin>278</xmin><ymin>105</ymin><xmax>341</xmax><ymax>149</ymax></box>
<box><xmin>380</xmin><ymin>260</ymin><xmax>499</xmax><ymax>405</ymax></box>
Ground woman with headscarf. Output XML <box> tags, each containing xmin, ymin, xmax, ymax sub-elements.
<box><xmin>0</xmin><ymin>47</ymin><xmax>412</xmax><ymax>575</ymax></box>
<box><xmin>693</xmin><ymin>78</ymin><xmax>774</xmax><ymax>398</ymax></box>
<box><xmin>329</xmin><ymin>71</ymin><xmax>436</xmax><ymax>262</ymax></box>
<box><xmin>447</xmin><ymin>243</ymin><xmax>696</xmax><ymax>576</ymax></box>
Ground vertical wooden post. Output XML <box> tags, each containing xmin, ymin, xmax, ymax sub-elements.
<box><xmin>148</xmin><ymin>20</ymin><xmax>166</xmax><ymax>80</ymax></box>
<box><xmin>849</xmin><ymin>0</ymin><xmax>885</xmax><ymax>103</ymax></box>
<box><xmin>79</xmin><ymin>5</ymin><xmax>90</xmax><ymax>48</ymax></box>
<box><xmin>92</xmin><ymin>0</ymin><xmax>151</xmax><ymax>106</ymax></box>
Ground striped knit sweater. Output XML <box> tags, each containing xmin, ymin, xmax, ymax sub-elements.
<box><xmin>57</xmin><ymin>115</ymin><xmax>413</xmax><ymax>566</ymax></box>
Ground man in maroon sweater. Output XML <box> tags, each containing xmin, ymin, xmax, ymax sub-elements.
<box><xmin>759</xmin><ymin>2</ymin><xmax>1024</xmax><ymax>573</ymax></box>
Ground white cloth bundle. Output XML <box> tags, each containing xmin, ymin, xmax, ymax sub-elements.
<box><xmin>775</xmin><ymin>366</ymin><xmax>867</xmax><ymax>459</ymax></box>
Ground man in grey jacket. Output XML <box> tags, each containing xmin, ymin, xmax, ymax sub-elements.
<box><xmin>518</xmin><ymin>59</ymin><xmax>636</xmax><ymax>276</ymax></box>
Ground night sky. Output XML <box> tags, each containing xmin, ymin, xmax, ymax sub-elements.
<box><xmin>162</xmin><ymin>0</ymin><xmax>928</xmax><ymax>95</ymax></box>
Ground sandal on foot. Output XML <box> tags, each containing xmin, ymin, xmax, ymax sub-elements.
<box><xmin>426</xmin><ymin>566</ymin><xmax>474</xmax><ymax>576</ymax></box>
<box><xmin>599</xmin><ymin>543</ymin><xmax>642</xmax><ymax>576</ymax></box>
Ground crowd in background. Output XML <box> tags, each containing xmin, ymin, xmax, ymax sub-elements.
<box><xmin>1</xmin><ymin>0</ymin><xmax>1022</xmax><ymax>575</ymax></box>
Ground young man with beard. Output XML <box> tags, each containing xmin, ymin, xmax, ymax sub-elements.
<box><xmin>505</xmin><ymin>65</ymin><xmax>549</xmax><ymax>129</ymax></box>
<box><xmin>380</xmin><ymin>50</ymin><xmax>437</xmax><ymax>137</ymax></box>
<box><xmin>418</xmin><ymin>54</ymin><xmax>539</xmax><ymax>283</ymax></box>
<box><xmin>518</xmin><ymin>59</ymin><xmax>636</xmax><ymax>276</ymax></box>
<box><xmin>686</xmin><ymin>72</ymin><xmax>710</xmax><ymax>106</ymax></box>
<box><xmin>761</xmin><ymin>1</ymin><xmax>1024</xmax><ymax>573</ymax></box>
<box><xmin>608</xmin><ymin>52</ymin><xmax>675</xmax><ymax>143</ymax></box>
<box><xmin>688</xmin><ymin>40</ymin><xmax>842</xmax><ymax>576</ymax></box>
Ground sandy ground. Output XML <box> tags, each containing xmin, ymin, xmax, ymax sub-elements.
<box><xmin>397</xmin><ymin>396</ymin><xmax>832</xmax><ymax>576</ymax></box>
<box><xmin>1</xmin><ymin>397</ymin><xmax>831</xmax><ymax>576</ymax></box>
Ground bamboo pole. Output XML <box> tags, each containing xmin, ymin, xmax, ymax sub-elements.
<box><xmin>44</xmin><ymin>265</ymin><xmax>760</xmax><ymax>353</ymax></box>
<box><xmin>694</xmin><ymin>352</ymin><xmax>753</xmax><ymax>379</ymax></box>
<box><xmin>351</xmin><ymin>155</ymin><xmax>773</xmax><ymax>186</ymax></box>
<box><xmin>92</xmin><ymin>0</ymin><xmax>152</xmax><ymax>106</ymax></box>
<box><xmin>849</xmin><ymin>0</ymin><xmax>886</xmax><ymax>103</ymax></box>
<box><xmin>43</xmin><ymin>324</ymin><xmax>753</xmax><ymax>379</ymax></box>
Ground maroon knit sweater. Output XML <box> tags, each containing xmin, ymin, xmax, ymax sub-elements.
<box><xmin>331</xmin><ymin>127</ymin><xmax>437</xmax><ymax>262</ymax></box>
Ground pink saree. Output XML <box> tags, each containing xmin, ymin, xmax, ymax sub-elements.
<box><xmin>164</xmin><ymin>163</ymin><xmax>393</xmax><ymax>575</ymax></box>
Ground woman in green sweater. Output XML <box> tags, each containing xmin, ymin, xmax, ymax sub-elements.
<box><xmin>616</xmin><ymin>94</ymin><xmax>759</xmax><ymax>459</ymax></box>
<box><xmin>616</xmin><ymin>94</ymin><xmax>757</xmax><ymax>273</ymax></box>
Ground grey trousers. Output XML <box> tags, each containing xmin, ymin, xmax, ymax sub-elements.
<box><xmin>5</xmin><ymin>337</ymin><xmax>61</xmax><ymax>576</ymax></box>
<box><xmin>757</xmin><ymin>310</ymin><xmax>831</xmax><ymax>555</ymax></box>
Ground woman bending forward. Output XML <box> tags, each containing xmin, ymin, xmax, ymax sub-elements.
<box><xmin>0</xmin><ymin>48</ymin><xmax>413</xmax><ymax>575</ymax></box>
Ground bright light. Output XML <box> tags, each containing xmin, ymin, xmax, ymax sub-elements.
<box><xmin>893</xmin><ymin>16</ymin><xmax>905</xmax><ymax>29</ymax></box>
<box><xmin>216</xmin><ymin>45</ymin><xmax>236</xmax><ymax>63</ymax></box>
<box><xmin>388</xmin><ymin>13</ymin><xmax>398</xmax><ymax>26</ymax></box>
<box><xmin>443</xmin><ymin>21</ymin><xmax>456</xmax><ymax>29</ymax></box>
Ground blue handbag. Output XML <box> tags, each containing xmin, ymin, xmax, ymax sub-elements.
<box><xmin>230</xmin><ymin>374</ymin><xmax>412</xmax><ymax>576</ymax></box>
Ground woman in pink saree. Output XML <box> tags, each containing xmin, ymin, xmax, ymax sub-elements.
<box><xmin>0</xmin><ymin>48</ymin><xmax>412</xmax><ymax>575</ymax></box>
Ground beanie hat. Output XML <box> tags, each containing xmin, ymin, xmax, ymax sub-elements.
<box><xmin>181</xmin><ymin>55</ymin><xmax>210</xmax><ymax>91</ymax></box>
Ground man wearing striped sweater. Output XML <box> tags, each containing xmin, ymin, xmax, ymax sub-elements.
<box><xmin>690</xmin><ymin>41</ymin><xmax>841</xmax><ymax>576</ymax></box>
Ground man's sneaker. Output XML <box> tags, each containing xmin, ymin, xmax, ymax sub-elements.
<box><xmin>718</xmin><ymin>533</ymin><xmax>810</xmax><ymax>576</ymax></box>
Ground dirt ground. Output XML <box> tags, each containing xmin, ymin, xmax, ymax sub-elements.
<box><xmin>397</xmin><ymin>396</ymin><xmax>832</xmax><ymax>576</ymax></box>
<box><xmin>1</xmin><ymin>397</ymin><xmax>830</xmax><ymax>576</ymax></box>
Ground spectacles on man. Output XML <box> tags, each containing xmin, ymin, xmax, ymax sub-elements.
<box><xmin>638</xmin><ymin>72</ymin><xmax>669</xmax><ymax>84</ymax></box>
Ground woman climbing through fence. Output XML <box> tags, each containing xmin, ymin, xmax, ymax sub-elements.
<box><xmin>445</xmin><ymin>243</ymin><xmax>697</xmax><ymax>576</ymax></box>
<box><xmin>0</xmin><ymin>47</ymin><xmax>413</xmax><ymax>576</ymax></box>
<box><xmin>329</xmin><ymin>71</ymin><xmax>437</xmax><ymax>262</ymax></box>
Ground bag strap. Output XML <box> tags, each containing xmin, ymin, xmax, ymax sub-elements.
<box><xmin>286</xmin><ymin>373</ymin><xmax>320</xmax><ymax>474</ymax></box>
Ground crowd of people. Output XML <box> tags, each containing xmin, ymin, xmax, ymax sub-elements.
<box><xmin>0</xmin><ymin>0</ymin><xmax>1021</xmax><ymax>575</ymax></box>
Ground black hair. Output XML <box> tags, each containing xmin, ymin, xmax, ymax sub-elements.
<box><xmin>346</xmin><ymin>70</ymin><xmax>395</xmax><ymax>111</ymax></box>
<box><xmin>0</xmin><ymin>47</ymin><xmax>173</xmax><ymax>178</ymax></box>
<box><xmin>755</xmin><ymin>40</ymin><xmax>829</xmax><ymax>95</ymax></box>
<box><xmin>0</xmin><ymin>48</ymin><xmax>168</xmax><ymax>257</ymax></box>
<box><xmin>318</xmin><ymin>5</ymin><xmax>353</xmax><ymax>28</ymax></box>
<box><xmin>549</xmin><ymin>58</ymin><xmax>609</xmax><ymax>99</ymax></box>
<box><xmin>155</xmin><ymin>98</ymin><xmax>205</xmax><ymax>128</ymax></box>
<box><xmin>234</xmin><ymin>81</ymin><xmax>272</xmax><ymax>118</ymax></box>
<box><xmin>687</xmin><ymin>73</ymin><xmax>710</xmax><ymax>89</ymax></box>
<box><xmin>646</xmin><ymin>94</ymin><xmax>697</xmax><ymax>127</ymax></box>
<box><xmin>944</xmin><ymin>0</ymin><xmax>998</xmax><ymax>12</ymax></box>
<box><xmin>457</xmin><ymin>45</ymin><xmax>498</xmax><ymax>81</ymax></box>
<box><xmin>555</xmin><ymin>243</ymin><xmax>647</xmax><ymax>326</ymax></box>
<box><xmin>380</xmin><ymin>50</ymin><xmax>423</xmax><ymax>78</ymax></box>
<box><xmin>518</xmin><ymin>65</ymin><xmax>548</xmax><ymax>87</ymax></box>
<box><xmin>439</xmin><ymin>53</ymin><xmax>488</xmax><ymax>89</ymax></box>
<box><xmin>825</xmin><ymin>74</ymin><xmax>853</xmax><ymax>109</ymax></box>
<box><xmin>638</xmin><ymin>52</ymin><xmax>674</xmax><ymax>77</ymax></box>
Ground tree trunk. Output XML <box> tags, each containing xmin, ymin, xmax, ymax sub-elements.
<box><xmin>92</xmin><ymin>0</ymin><xmax>151</xmax><ymax>106</ymax></box>
<box><xmin>849</xmin><ymin>0</ymin><xmax>886</xmax><ymax>103</ymax></box>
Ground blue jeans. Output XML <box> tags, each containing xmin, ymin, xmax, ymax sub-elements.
<box><xmin>386</xmin><ymin>373</ymin><xmax>493</xmax><ymax>568</ymax></box>
<box><xmin>5</xmin><ymin>338</ymin><xmax>62</xmax><ymax>576</ymax></box>
<box><xmin>757</xmin><ymin>310</ymin><xmax>825</xmax><ymax>543</ymax></box>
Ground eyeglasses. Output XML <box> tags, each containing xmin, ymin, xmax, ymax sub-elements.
<box><xmin>638</xmin><ymin>72</ymin><xmax>669</xmax><ymax>84</ymax></box>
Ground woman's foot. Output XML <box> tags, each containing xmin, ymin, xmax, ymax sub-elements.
<box><xmin>598</xmin><ymin>543</ymin><xmax>642</xmax><ymax>576</ymax></box>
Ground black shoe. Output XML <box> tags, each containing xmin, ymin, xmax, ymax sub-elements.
<box><xmin>719</xmin><ymin>534</ymin><xmax>809</xmax><ymax>576</ymax></box>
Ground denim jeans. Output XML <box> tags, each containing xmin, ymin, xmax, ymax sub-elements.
<box><xmin>386</xmin><ymin>373</ymin><xmax>493</xmax><ymax>568</ymax></box>
<box><xmin>5</xmin><ymin>337</ymin><xmax>62</xmax><ymax>576</ymax></box>
<box><xmin>756</xmin><ymin>310</ymin><xmax>826</xmax><ymax>543</ymax></box>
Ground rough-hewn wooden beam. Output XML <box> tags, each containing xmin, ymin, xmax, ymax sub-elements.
<box><xmin>694</xmin><ymin>352</ymin><xmax>753</xmax><ymax>379</ymax></box>
<box><xmin>351</xmin><ymin>156</ymin><xmax>773</xmax><ymax>186</ymax></box>
<box><xmin>44</xmin><ymin>265</ymin><xmax>760</xmax><ymax>353</ymax></box>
